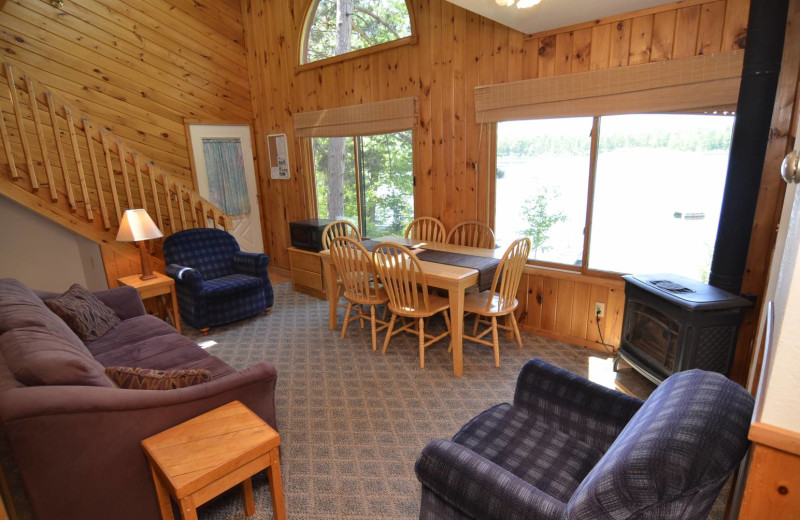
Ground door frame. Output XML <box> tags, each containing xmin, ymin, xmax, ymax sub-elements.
<box><xmin>184</xmin><ymin>118</ymin><xmax>268</xmax><ymax>255</ymax></box>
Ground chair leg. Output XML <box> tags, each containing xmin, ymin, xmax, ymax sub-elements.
<box><xmin>472</xmin><ymin>313</ymin><xmax>480</xmax><ymax>336</ymax></box>
<box><xmin>491</xmin><ymin>316</ymin><xmax>500</xmax><ymax>368</ymax></box>
<box><xmin>418</xmin><ymin>317</ymin><xmax>425</xmax><ymax>369</ymax></box>
<box><xmin>199</xmin><ymin>327</ymin><xmax>210</xmax><ymax>336</ymax></box>
<box><xmin>370</xmin><ymin>305</ymin><xmax>377</xmax><ymax>351</ymax></box>
<box><xmin>341</xmin><ymin>302</ymin><xmax>353</xmax><ymax>339</ymax></box>
<box><xmin>382</xmin><ymin>314</ymin><xmax>397</xmax><ymax>354</ymax></box>
<box><xmin>511</xmin><ymin>313</ymin><xmax>523</xmax><ymax>348</ymax></box>
<box><xmin>265</xmin><ymin>307</ymin><xmax>272</xmax><ymax>315</ymax></box>
<box><xmin>359</xmin><ymin>304</ymin><xmax>365</xmax><ymax>329</ymax></box>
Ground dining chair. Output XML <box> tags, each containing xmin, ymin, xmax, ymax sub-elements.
<box><xmin>373</xmin><ymin>242</ymin><xmax>451</xmax><ymax>368</ymax></box>
<box><xmin>404</xmin><ymin>217</ymin><xmax>447</xmax><ymax>243</ymax></box>
<box><xmin>329</xmin><ymin>237</ymin><xmax>389</xmax><ymax>351</ymax></box>
<box><xmin>322</xmin><ymin>219</ymin><xmax>361</xmax><ymax>314</ymax></box>
<box><xmin>461</xmin><ymin>237</ymin><xmax>531</xmax><ymax>367</ymax></box>
<box><xmin>446</xmin><ymin>221</ymin><xmax>496</xmax><ymax>249</ymax></box>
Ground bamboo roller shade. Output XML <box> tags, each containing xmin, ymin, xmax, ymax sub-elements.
<box><xmin>294</xmin><ymin>97</ymin><xmax>418</xmax><ymax>137</ymax></box>
<box><xmin>474</xmin><ymin>51</ymin><xmax>745</xmax><ymax>122</ymax></box>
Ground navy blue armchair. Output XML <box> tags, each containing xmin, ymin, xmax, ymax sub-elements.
<box><xmin>163</xmin><ymin>228</ymin><xmax>274</xmax><ymax>334</ymax></box>
<box><xmin>416</xmin><ymin>359</ymin><xmax>754</xmax><ymax>520</ymax></box>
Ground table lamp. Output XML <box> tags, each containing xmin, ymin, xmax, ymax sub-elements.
<box><xmin>116</xmin><ymin>209</ymin><xmax>163</xmax><ymax>280</ymax></box>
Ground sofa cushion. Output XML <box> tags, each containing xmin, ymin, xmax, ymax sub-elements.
<box><xmin>105</xmin><ymin>366</ymin><xmax>211</xmax><ymax>390</ymax></box>
<box><xmin>204</xmin><ymin>274</ymin><xmax>263</xmax><ymax>300</ymax></box>
<box><xmin>179</xmin><ymin>355</ymin><xmax>238</xmax><ymax>380</ymax></box>
<box><xmin>452</xmin><ymin>402</ymin><xmax>604</xmax><ymax>503</ymax></box>
<box><xmin>85</xmin><ymin>315</ymin><xmax>177</xmax><ymax>357</ymax></box>
<box><xmin>0</xmin><ymin>279</ymin><xmax>84</xmax><ymax>349</ymax></box>
<box><xmin>0</xmin><ymin>328</ymin><xmax>113</xmax><ymax>387</ymax></box>
<box><xmin>94</xmin><ymin>333</ymin><xmax>212</xmax><ymax>370</ymax></box>
<box><xmin>45</xmin><ymin>284</ymin><xmax>121</xmax><ymax>342</ymax></box>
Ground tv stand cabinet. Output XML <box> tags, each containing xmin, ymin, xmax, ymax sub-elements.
<box><xmin>288</xmin><ymin>247</ymin><xmax>326</xmax><ymax>300</ymax></box>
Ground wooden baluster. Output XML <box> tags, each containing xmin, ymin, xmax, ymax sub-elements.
<box><xmin>82</xmin><ymin>118</ymin><xmax>110</xmax><ymax>229</ymax></box>
<box><xmin>161</xmin><ymin>173</ymin><xmax>177</xmax><ymax>234</ymax></box>
<box><xmin>147</xmin><ymin>163</ymin><xmax>163</xmax><ymax>231</ymax></box>
<box><xmin>100</xmin><ymin>131</ymin><xmax>122</xmax><ymax>224</ymax></box>
<box><xmin>4</xmin><ymin>64</ymin><xmax>37</xmax><ymax>190</ymax></box>
<box><xmin>24</xmin><ymin>77</ymin><xmax>57</xmax><ymax>201</ymax></box>
<box><xmin>207</xmin><ymin>206</ymin><xmax>216</xmax><ymax>229</ymax></box>
<box><xmin>132</xmin><ymin>152</ymin><xmax>147</xmax><ymax>212</ymax></box>
<box><xmin>222</xmin><ymin>214</ymin><xmax>232</xmax><ymax>231</ymax></box>
<box><xmin>61</xmin><ymin>107</ymin><xmax>93</xmax><ymax>221</ymax></box>
<box><xmin>200</xmin><ymin>200</ymin><xmax>211</xmax><ymax>228</ymax></box>
<box><xmin>115</xmin><ymin>141</ymin><xmax>134</xmax><ymax>209</ymax></box>
<box><xmin>0</xmin><ymin>107</ymin><xmax>17</xmax><ymax>179</ymax></box>
<box><xmin>189</xmin><ymin>192</ymin><xmax>200</xmax><ymax>228</ymax></box>
<box><xmin>45</xmin><ymin>92</ymin><xmax>76</xmax><ymax>211</ymax></box>
<box><xmin>176</xmin><ymin>182</ymin><xmax>188</xmax><ymax>230</ymax></box>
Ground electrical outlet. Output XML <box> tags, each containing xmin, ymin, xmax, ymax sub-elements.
<box><xmin>594</xmin><ymin>302</ymin><xmax>605</xmax><ymax>318</ymax></box>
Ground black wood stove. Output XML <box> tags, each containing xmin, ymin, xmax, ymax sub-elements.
<box><xmin>614</xmin><ymin>274</ymin><xmax>752</xmax><ymax>385</ymax></box>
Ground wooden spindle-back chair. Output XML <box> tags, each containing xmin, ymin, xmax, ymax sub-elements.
<box><xmin>372</xmin><ymin>242</ymin><xmax>451</xmax><ymax>368</ymax></box>
<box><xmin>322</xmin><ymin>219</ymin><xmax>360</xmax><ymax>250</ymax></box>
<box><xmin>462</xmin><ymin>237</ymin><xmax>531</xmax><ymax>367</ymax></box>
<box><xmin>446</xmin><ymin>221</ymin><xmax>496</xmax><ymax>249</ymax></box>
<box><xmin>404</xmin><ymin>217</ymin><xmax>446</xmax><ymax>243</ymax></box>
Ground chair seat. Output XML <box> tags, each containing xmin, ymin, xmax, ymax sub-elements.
<box><xmin>463</xmin><ymin>292</ymin><xmax>518</xmax><ymax>316</ymax></box>
<box><xmin>452</xmin><ymin>402</ymin><xmax>604</xmax><ymax>503</ymax></box>
<box><xmin>388</xmin><ymin>292</ymin><xmax>450</xmax><ymax>317</ymax></box>
<box><xmin>343</xmin><ymin>285</ymin><xmax>389</xmax><ymax>306</ymax></box>
<box><xmin>204</xmin><ymin>274</ymin><xmax>263</xmax><ymax>299</ymax></box>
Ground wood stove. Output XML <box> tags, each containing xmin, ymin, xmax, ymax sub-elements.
<box><xmin>614</xmin><ymin>274</ymin><xmax>752</xmax><ymax>385</ymax></box>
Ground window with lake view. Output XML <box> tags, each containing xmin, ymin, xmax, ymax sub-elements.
<box><xmin>496</xmin><ymin>113</ymin><xmax>735</xmax><ymax>281</ymax></box>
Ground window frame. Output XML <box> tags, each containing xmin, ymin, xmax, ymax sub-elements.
<box><xmin>493</xmin><ymin>112</ymin><xmax>734</xmax><ymax>279</ymax></box>
<box><xmin>297</xmin><ymin>0</ymin><xmax>417</xmax><ymax>72</ymax></box>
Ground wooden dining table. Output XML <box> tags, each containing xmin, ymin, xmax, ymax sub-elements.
<box><xmin>319</xmin><ymin>236</ymin><xmax>506</xmax><ymax>376</ymax></box>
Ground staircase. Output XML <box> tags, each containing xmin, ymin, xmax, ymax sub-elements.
<box><xmin>0</xmin><ymin>62</ymin><xmax>231</xmax><ymax>281</ymax></box>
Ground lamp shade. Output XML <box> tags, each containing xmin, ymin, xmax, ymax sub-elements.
<box><xmin>116</xmin><ymin>209</ymin><xmax>163</xmax><ymax>242</ymax></box>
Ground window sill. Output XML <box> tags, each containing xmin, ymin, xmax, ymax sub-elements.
<box><xmin>523</xmin><ymin>263</ymin><xmax>625</xmax><ymax>287</ymax></box>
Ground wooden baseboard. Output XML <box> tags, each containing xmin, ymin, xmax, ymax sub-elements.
<box><xmin>517</xmin><ymin>325</ymin><xmax>618</xmax><ymax>354</ymax></box>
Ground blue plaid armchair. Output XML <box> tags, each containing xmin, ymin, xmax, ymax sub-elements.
<box><xmin>163</xmin><ymin>228</ymin><xmax>274</xmax><ymax>333</ymax></box>
<box><xmin>416</xmin><ymin>359</ymin><xmax>754</xmax><ymax>520</ymax></box>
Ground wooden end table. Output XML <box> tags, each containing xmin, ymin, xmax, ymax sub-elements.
<box><xmin>141</xmin><ymin>401</ymin><xmax>286</xmax><ymax>520</ymax></box>
<box><xmin>117</xmin><ymin>272</ymin><xmax>181</xmax><ymax>334</ymax></box>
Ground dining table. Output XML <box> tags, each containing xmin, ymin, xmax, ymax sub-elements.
<box><xmin>318</xmin><ymin>236</ymin><xmax>506</xmax><ymax>376</ymax></box>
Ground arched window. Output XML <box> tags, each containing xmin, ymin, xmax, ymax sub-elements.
<box><xmin>302</xmin><ymin>0</ymin><xmax>412</xmax><ymax>65</ymax></box>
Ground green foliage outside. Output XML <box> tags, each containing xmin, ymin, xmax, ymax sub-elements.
<box><xmin>305</xmin><ymin>0</ymin><xmax>412</xmax><ymax>63</ymax></box>
<box><xmin>520</xmin><ymin>188</ymin><xmax>567</xmax><ymax>259</ymax></box>
<box><xmin>313</xmin><ymin>131</ymin><xmax>413</xmax><ymax>238</ymax></box>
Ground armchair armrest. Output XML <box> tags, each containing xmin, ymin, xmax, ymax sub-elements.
<box><xmin>166</xmin><ymin>263</ymin><xmax>205</xmax><ymax>294</ymax></box>
<box><xmin>93</xmin><ymin>286</ymin><xmax>146</xmax><ymax>320</ymax></box>
<box><xmin>513</xmin><ymin>359</ymin><xmax>644</xmax><ymax>452</ymax></box>
<box><xmin>415</xmin><ymin>439</ymin><xmax>566</xmax><ymax>520</ymax></box>
<box><xmin>233</xmin><ymin>251</ymin><xmax>270</xmax><ymax>278</ymax></box>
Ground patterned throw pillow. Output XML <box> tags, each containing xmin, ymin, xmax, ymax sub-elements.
<box><xmin>105</xmin><ymin>366</ymin><xmax>212</xmax><ymax>390</ymax></box>
<box><xmin>45</xmin><ymin>284</ymin><xmax>121</xmax><ymax>342</ymax></box>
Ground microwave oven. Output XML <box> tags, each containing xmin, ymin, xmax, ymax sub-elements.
<box><xmin>289</xmin><ymin>218</ymin><xmax>334</xmax><ymax>252</ymax></box>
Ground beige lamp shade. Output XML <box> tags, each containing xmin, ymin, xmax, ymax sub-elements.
<box><xmin>116</xmin><ymin>209</ymin><xmax>163</xmax><ymax>242</ymax></box>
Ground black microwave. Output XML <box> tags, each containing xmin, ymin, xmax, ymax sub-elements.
<box><xmin>289</xmin><ymin>218</ymin><xmax>334</xmax><ymax>252</ymax></box>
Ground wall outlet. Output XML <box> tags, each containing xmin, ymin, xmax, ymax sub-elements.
<box><xmin>594</xmin><ymin>302</ymin><xmax>605</xmax><ymax>318</ymax></box>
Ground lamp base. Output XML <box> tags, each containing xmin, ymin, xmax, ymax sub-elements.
<box><xmin>139</xmin><ymin>273</ymin><xmax>158</xmax><ymax>281</ymax></box>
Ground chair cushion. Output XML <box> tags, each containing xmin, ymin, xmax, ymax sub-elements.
<box><xmin>105</xmin><ymin>366</ymin><xmax>211</xmax><ymax>390</ymax></box>
<box><xmin>204</xmin><ymin>274</ymin><xmax>263</xmax><ymax>300</ymax></box>
<box><xmin>452</xmin><ymin>403</ymin><xmax>604</xmax><ymax>503</ymax></box>
<box><xmin>45</xmin><ymin>284</ymin><xmax>121</xmax><ymax>342</ymax></box>
<box><xmin>0</xmin><ymin>328</ymin><xmax>113</xmax><ymax>387</ymax></box>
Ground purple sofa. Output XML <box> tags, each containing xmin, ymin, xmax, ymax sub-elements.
<box><xmin>0</xmin><ymin>279</ymin><xmax>278</xmax><ymax>520</ymax></box>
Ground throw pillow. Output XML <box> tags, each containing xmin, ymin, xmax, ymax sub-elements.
<box><xmin>105</xmin><ymin>366</ymin><xmax>212</xmax><ymax>390</ymax></box>
<box><xmin>45</xmin><ymin>284</ymin><xmax>121</xmax><ymax>342</ymax></box>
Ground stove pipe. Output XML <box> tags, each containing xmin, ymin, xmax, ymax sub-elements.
<box><xmin>708</xmin><ymin>0</ymin><xmax>789</xmax><ymax>295</ymax></box>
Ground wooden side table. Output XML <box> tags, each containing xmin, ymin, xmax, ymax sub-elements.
<box><xmin>141</xmin><ymin>401</ymin><xmax>286</xmax><ymax>520</ymax></box>
<box><xmin>117</xmin><ymin>272</ymin><xmax>181</xmax><ymax>334</ymax></box>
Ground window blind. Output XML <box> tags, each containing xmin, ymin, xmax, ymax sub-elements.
<box><xmin>294</xmin><ymin>97</ymin><xmax>418</xmax><ymax>137</ymax></box>
<box><xmin>474</xmin><ymin>51</ymin><xmax>744</xmax><ymax>123</ymax></box>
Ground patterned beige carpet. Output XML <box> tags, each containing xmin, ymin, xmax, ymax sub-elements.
<box><xmin>182</xmin><ymin>282</ymin><xmax>727</xmax><ymax>520</ymax></box>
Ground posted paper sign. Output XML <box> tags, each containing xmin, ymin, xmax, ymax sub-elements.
<box><xmin>267</xmin><ymin>133</ymin><xmax>290</xmax><ymax>179</ymax></box>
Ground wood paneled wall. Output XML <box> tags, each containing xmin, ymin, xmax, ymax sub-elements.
<box><xmin>0</xmin><ymin>0</ymin><xmax>251</xmax><ymax>184</ymax></box>
<box><xmin>242</xmin><ymin>0</ymin><xmax>749</xmax><ymax>349</ymax></box>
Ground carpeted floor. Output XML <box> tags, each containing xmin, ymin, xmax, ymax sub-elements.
<box><xmin>181</xmin><ymin>282</ymin><xmax>727</xmax><ymax>520</ymax></box>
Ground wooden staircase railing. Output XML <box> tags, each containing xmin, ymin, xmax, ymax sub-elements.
<box><xmin>0</xmin><ymin>61</ymin><xmax>231</xmax><ymax>270</ymax></box>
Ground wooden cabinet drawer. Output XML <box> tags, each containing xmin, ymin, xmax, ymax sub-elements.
<box><xmin>292</xmin><ymin>268</ymin><xmax>323</xmax><ymax>291</ymax></box>
<box><xmin>289</xmin><ymin>249</ymin><xmax>322</xmax><ymax>273</ymax></box>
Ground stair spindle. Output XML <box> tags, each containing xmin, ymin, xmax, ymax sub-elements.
<box><xmin>45</xmin><ymin>92</ymin><xmax>76</xmax><ymax>212</ymax></box>
<box><xmin>24</xmin><ymin>77</ymin><xmax>57</xmax><ymax>202</ymax></box>
<box><xmin>0</xmin><ymin>107</ymin><xmax>17</xmax><ymax>179</ymax></box>
<box><xmin>161</xmin><ymin>172</ymin><xmax>176</xmax><ymax>234</ymax></box>
<box><xmin>132</xmin><ymin>152</ymin><xmax>147</xmax><ymax>212</ymax></box>
<box><xmin>81</xmin><ymin>116</ymin><xmax>110</xmax><ymax>229</ymax></box>
<box><xmin>115</xmin><ymin>141</ymin><xmax>134</xmax><ymax>209</ymax></box>
<box><xmin>147</xmin><ymin>163</ymin><xmax>163</xmax><ymax>231</ymax></box>
<box><xmin>100</xmin><ymin>130</ymin><xmax>122</xmax><ymax>224</ymax></box>
<box><xmin>5</xmin><ymin>64</ymin><xmax>38</xmax><ymax>190</ymax></box>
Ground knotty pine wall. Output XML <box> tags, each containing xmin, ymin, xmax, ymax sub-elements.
<box><xmin>243</xmin><ymin>0</ymin><xmax>750</xmax><ymax>350</ymax></box>
<box><xmin>0</xmin><ymin>0</ymin><xmax>250</xmax><ymax>184</ymax></box>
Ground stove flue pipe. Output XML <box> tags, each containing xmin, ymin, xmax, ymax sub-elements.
<box><xmin>708</xmin><ymin>0</ymin><xmax>790</xmax><ymax>295</ymax></box>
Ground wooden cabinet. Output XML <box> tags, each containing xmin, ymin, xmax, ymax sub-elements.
<box><xmin>288</xmin><ymin>247</ymin><xmax>326</xmax><ymax>299</ymax></box>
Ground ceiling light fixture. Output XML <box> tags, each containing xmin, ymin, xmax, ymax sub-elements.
<box><xmin>516</xmin><ymin>0</ymin><xmax>542</xmax><ymax>7</ymax></box>
<box><xmin>495</xmin><ymin>0</ymin><xmax>515</xmax><ymax>5</ymax></box>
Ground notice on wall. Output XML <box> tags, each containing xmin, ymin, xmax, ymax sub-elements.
<box><xmin>267</xmin><ymin>133</ymin><xmax>290</xmax><ymax>180</ymax></box>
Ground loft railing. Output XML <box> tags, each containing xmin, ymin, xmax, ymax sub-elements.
<box><xmin>0</xmin><ymin>62</ymin><xmax>231</xmax><ymax>242</ymax></box>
